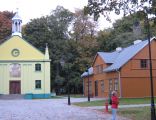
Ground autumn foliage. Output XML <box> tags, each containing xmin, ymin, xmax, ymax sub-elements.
<box><xmin>0</xmin><ymin>11</ymin><xmax>14</xmax><ymax>42</ymax></box>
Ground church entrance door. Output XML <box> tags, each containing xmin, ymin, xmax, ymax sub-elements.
<box><xmin>9</xmin><ymin>81</ymin><xmax>21</xmax><ymax>94</ymax></box>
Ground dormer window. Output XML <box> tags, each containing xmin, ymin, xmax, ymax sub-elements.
<box><xmin>95</xmin><ymin>64</ymin><xmax>103</xmax><ymax>74</ymax></box>
<box><xmin>140</xmin><ymin>59</ymin><xmax>148</xmax><ymax>68</ymax></box>
<box><xmin>35</xmin><ymin>64</ymin><xmax>41</xmax><ymax>71</ymax></box>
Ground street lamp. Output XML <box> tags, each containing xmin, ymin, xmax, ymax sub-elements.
<box><xmin>86</xmin><ymin>67</ymin><xmax>90</xmax><ymax>102</ymax></box>
<box><xmin>60</xmin><ymin>57</ymin><xmax>71</xmax><ymax>105</ymax></box>
<box><xmin>144</xmin><ymin>12</ymin><xmax>156</xmax><ymax>120</ymax></box>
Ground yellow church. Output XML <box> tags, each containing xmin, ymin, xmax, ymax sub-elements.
<box><xmin>0</xmin><ymin>12</ymin><xmax>51</xmax><ymax>99</ymax></box>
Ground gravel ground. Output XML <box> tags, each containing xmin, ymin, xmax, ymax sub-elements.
<box><xmin>0</xmin><ymin>98</ymin><xmax>129</xmax><ymax>120</ymax></box>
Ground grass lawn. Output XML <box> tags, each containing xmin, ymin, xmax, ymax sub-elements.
<box><xmin>51</xmin><ymin>94</ymin><xmax>85</xmax><ymax>98</ymax></box>
<box><xmin>117</xmin><ymin>107</ymin><xmax>150</xmax><ymax>120</ymax></box>
<box><xmin>73</xmin><ymin>99</ymin><xmax>105</xmax><ymax>107</ymax></box>
<box><xmin>51</xmin><ymin>96</ymin><xmax>64</xmax><ymax>99</ymax></box>
<box><xmin>119</xmin><ymin>98</ymin><xmax>151</xmax><ymax>105</ymax></box>
<box><xmin>102</xmin><ymin>107</ymin><xmax>150</xmax><ymax>120</ymax></box>
<box><xmin>49</xmin><ymin>96</ymin><xmax>153</xmax><ymax>119</ymax></box>
<box><xmin>63</xmin><ymin>94</ymin><xmax>86</xmax><ymax>98</ymax></box>
<box><xmin>99</xmin><ymin>107</ymin><xmax>150</xmax><ymax>120</ymax></box>
<box><xmin>73</xmin><ymin>98</ymin><xmax>155</xmax><ymax>107</ymax></box>
<box><xmin>73</xmin><ymin>98</ymin><xmax>153</xmax><ymax>120</ymax></box>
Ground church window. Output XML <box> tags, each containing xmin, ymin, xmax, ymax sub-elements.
<box><xmin>15</xmin><ymin>22</ymin><xmax>18</xmax><ymax>31</ymax></box>
<box><xmin>10</xmin><ymin>63</ymin><xmax>21</xmax><ymax>77</ymax></box>
<box><xmin>35</xmin><ymin>80</ymin><xmax>41</xmax><ymax>89</ymax></box>
<box><xmin>35</xmin><ymin>64</ymin><xmax>41</xmax><ymax>71</ymax></box>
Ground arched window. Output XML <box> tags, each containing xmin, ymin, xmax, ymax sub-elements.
<box><xmin>15</xmin><ymin>22</ymin><xmax>18</xmax><ymax>31</ymax></box>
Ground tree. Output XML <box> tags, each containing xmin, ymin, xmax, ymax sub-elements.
<box><xmin>84</xmin><ymin>1</ymin><xmax>156</xmax><ymax>53</ymax></box>
<box><xmin>60</xmin><ymin>40</ymin><xmax>84</xmax><ymax>94</ymax></box>
<box><xmin>23</xmin><ymin>6</ymin><xmax>73</xmax><ymax>92</ymax></box>
<box><xmin>70</xmin><ymin>9</ymin><xmax>98</xmax><ymax>73</ymax></box>
<box><xmin>96</xmin><ymin>29</ymin><xmax>116</xmax><ymax>52</ymax></box>
<box><xmin>85</xmin><ymin>0</ymin><xmax>156</xmax><ymax>21</ymax></box>
<box><xmin>0</xmin><ymin>11</ymin><xmax>14</xmax><ymax>41</ymax></box>
<box><xmin>72</xmin><ymin>9</ymin><xmax>98</xmax><ymax>41</ymax></box>
<box><xmin>96</xmin><ymin>12</ymin><xmax>156</xmax><ymax>52</ymax></box>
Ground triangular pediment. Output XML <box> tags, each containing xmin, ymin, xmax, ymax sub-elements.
<box><xmin>0</xmin><ymin>36</ymin><xmax>45</xmax><ymax>60</ymax></box>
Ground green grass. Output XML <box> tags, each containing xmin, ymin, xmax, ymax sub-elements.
<box><xmin>73</xmin><ymin>100</ymin><xmax>105</xmax><ymax>107</ymax></box>
<box><xmin>50</xmin><ymin>94</ymin><xmax>85</xmax><ymax>99</ymax></box>
<box><xmin>119</xmin><ymin>98</ymin><xmax>151</xmax><ymax>105</ymax></box>
<box><xmin>117</xmin><ymin>107</ymin><xmax>150</xmax><ymax>120</ymax></box>
<box><xmin>99</xmin><ymin>107</ymin><xmax>150</xmax><ymax>120</ymax></box>
<box><xmin>73</xmin><ymin>98</ymin><xmax>156</xmax><ymax>107</ymax></box>
<box><xmin>70</xmin><ymin>94</ymin><xmax>86</xmax><ymax>98</ymax></box>
<box><xmin>63</xmin><ymin>94</ymin><xmax>86</xmax><ymax>98</ymax></box>
<box><xmin>51</xmin><ymin>96</ymin><xmax>64</xmax><ymax>99</ymax></box>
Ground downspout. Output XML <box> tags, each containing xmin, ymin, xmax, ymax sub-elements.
<box><xmin>116</xmin><ymin>69</ymin><xmax>122</xmax><ymax>98</ymax></box>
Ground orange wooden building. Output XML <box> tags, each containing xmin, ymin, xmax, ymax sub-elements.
<box><xmin>81</xmin><ymin>38</ymin><xmax>156</xmax><ymax>98</ymax></box>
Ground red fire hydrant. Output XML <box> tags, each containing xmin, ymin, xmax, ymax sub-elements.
<box><xmin>105</xmin><ymin>100</ymin><xmax>108</xmax><ymax>112</ymax></box>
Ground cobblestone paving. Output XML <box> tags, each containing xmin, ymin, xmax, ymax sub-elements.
<box><xmin>0</xmin><ymin>98</ymin><xmax>129</xmax><ymax>120</ymax></box>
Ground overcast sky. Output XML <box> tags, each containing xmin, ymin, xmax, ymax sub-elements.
<box><xmin>0</xmin><ymin>0</ymin><xmax>121</xmax><ymax>30</ymax></box>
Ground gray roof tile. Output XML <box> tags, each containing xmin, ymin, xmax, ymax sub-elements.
<box><xmin>98</xmin><ymin>51</ymin><xmax>120</xmax><ymax>63</ymax></box>
<box><xmin>104</xmin><ymin>38</ymin><xmax>153</xmax><ymax>72</ymax></box>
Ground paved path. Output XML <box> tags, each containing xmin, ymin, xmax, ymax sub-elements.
<box><xmin>0</xmin><ymin>98</ymin><xmax>129</xmax><ymax>120</ymax></box>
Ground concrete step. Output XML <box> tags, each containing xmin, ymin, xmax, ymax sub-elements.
<box><xmin>0</xmin><ymin>94</ymin><xmax>24</xmax><ymax>100</ymax></box>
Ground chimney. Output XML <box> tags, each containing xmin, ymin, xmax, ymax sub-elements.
<box><xmin>116</xmin><ymin>47</ymin><xmax>122</xmax><ymax>52</ymax></box>
<box><xmin>133</xmin><ymin>40</ymin><xmax>142</xmax><ymax>44</ymax></box>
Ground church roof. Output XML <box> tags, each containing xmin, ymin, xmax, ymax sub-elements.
<box><xmin>12</xmin><ymin>12</ymin><xmax>22</xmax><ymax>20</ymax></box>
<box><xmin>0</xmin><ymin>35</ymin><xmax>50</xmax><ymax>61</ymax></box>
